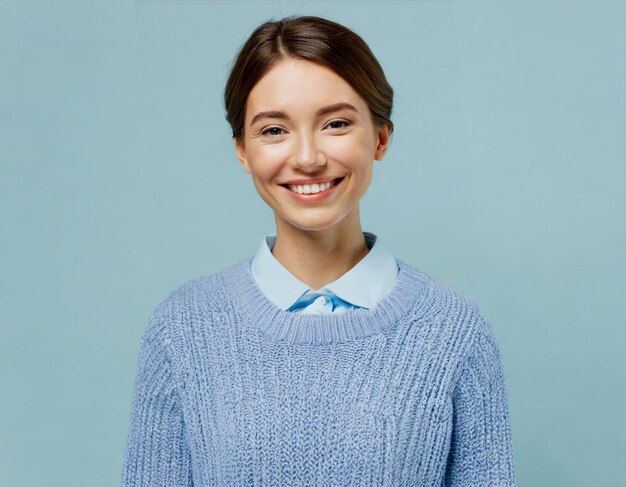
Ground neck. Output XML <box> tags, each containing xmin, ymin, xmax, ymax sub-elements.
<box><xmin>272</xmin><ymin>211</ymin><xmax>368</xmax><ymax>291</ymax></box>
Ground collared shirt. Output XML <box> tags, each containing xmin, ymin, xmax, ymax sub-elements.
<box><xmin>250</xmin><ymin>231</ymin><xmax>400</xmax><ymax>314</ymax></box>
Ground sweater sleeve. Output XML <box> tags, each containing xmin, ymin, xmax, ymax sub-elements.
<box><xmin>120</xmin><ymin>305</ymin><xmax>193</xmax><ymax>487</ymax></box>
<box><xmin>443</xmin><ymin>314</ymin><xmax>516</xmax><ymax>486</ymax></box>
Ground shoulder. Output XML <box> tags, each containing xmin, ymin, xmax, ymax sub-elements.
<box><xmin>396</xmin><ymin>258</ymin><xmax>496</xmax><ymax>352</ymax></box>
<box><xmin>148</xmin><ymin>257</ymin><xmax>249</xmax><ymax>328</ymax></box>
<box><xmin>139</xmin><ymin>259</ymin><xmax>249</xmax><ymax>362</ymax></box>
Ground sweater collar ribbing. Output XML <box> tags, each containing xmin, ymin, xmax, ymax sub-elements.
<box><xmin>220</xmin><ymin>256</ymin><xmax>432</xmax><ymax>345</ymax></box>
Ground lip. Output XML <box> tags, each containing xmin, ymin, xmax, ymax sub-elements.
<box><xmin>279</xmin><ymin>177</ymin><xmax>345</xmax><ymax>202</ymax></box>
<box><xmin>280</xmin><ymin>177</ymin><xmax>342</xmax><ymax>185</ymax></box>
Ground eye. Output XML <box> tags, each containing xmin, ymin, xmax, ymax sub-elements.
<box><xmin>326</xmin><ymin>120</ymin><xmax>351</xmax><ymax>130</ymax></box>
<box><xmin>260</xmin><ymin>126</ymin><xmax>286</xmax><ymax>137</ymax></box>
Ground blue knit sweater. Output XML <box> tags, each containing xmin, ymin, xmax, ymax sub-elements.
<box><xmin>121</xmin><ymin>256</ymin><xmax>516</xmax><ymax>486</ymax></box>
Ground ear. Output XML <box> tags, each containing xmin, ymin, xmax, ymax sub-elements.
<box><xmin>374</xmin><ymin>123</ymin><xmax>392</xmax><ymax>161</ymax></box>
<box><xmin>234</xmin><ymin>137</ymin><xmax>252</xmax><ymax>174</ymax></box>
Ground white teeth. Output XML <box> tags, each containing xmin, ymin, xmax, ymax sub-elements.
<box><xmin>288</xmin><ymin>180</ymin><xmax>335</xmax><ymax>194</ymax></box>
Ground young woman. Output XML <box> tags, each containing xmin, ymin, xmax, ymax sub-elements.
<box><xmin>122</xmin><ymin>15</ymin><xmax>516</xmax><ymax>486</ymax></box>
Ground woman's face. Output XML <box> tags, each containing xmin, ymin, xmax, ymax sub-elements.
<box><xmin>234</xmin><ymin>58</ymin><xmax>390</xmax><ymax>234</ymax></box>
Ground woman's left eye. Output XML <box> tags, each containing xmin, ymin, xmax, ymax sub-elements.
<box><xmin>327</xmin><ymin>120</ymin><xmax>351</xmax><ymax>129</ymax></box>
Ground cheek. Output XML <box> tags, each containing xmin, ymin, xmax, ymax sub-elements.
<box><xmin>326</xmin><ymin>135</ymin><xmax>373</xmax><ymax>163</ymax></box>
<box><xmin>247</xmin><ymin>148</ymin><xmax>284</xmax><ymax>179</ymax></box>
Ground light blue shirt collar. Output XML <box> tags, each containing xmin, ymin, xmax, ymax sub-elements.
<box><xmin>251</xmin><ymin>231</ymin><xmax>399</xmax><ymax>310</ymax></box>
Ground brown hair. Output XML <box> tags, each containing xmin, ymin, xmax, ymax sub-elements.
<box><xmin>224</xmin><ymin>15</ymin><xmax>394</xmax><ymax>142</ymax></box>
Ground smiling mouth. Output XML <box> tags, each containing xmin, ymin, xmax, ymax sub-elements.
<box><xmin>280</xmin><ymin>177</ymin><xmax>344</xmax><ymax>194</ymax></box>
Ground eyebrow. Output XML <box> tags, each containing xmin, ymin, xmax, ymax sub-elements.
<box><xmin>249</xmin><ymin>102</ymin><xmax>359</xmax><ymax>127</ymax></box>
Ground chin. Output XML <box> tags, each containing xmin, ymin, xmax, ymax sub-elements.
<box><xmin>280</xmin><ymin>215</ymin><xmax>346</xmax><ymax>233</ymax></box>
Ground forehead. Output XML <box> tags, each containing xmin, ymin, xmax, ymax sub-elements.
<box><xmin>245</xmin><ymin>59</ymin><xmax>364</xmax><ymax>117</ymax></box>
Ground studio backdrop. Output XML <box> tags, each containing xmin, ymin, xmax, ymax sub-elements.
<box><xmin>1</xmin><ymin>1</ymin><xmax>624</xmax><ymax>486</ymax></box>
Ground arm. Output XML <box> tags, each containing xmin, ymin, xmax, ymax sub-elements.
<box><xmin>120</xmin><ymin>305</ymin><xmax>193</xmax><ymax>487</ymax></box>
<box><xmin>443</xmin><ymin>315</ymin><xmax>516</xmax><ymax>486</ymax></box>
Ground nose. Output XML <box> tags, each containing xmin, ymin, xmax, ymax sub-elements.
<box><xmin>291</xmin><ymin>131</ymin><xmax>326</xmax><ymax>170</ymax></box>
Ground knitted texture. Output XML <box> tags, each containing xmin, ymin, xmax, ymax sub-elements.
<box><xmin>121</xmin><ymin>256</ymin><xmax>516</xmax><ymax>486</ymax></box>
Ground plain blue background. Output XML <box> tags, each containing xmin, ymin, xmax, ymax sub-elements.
<box><xmin>1</xmin><ymin>1</ymin><xmax>625</xmax><ymax>485</ymax></box>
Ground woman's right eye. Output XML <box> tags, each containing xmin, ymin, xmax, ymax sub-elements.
<box><xmin>261</xmin><ymin>127</ymin><xmax>285</xmax><ymax>137</ymax></box>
